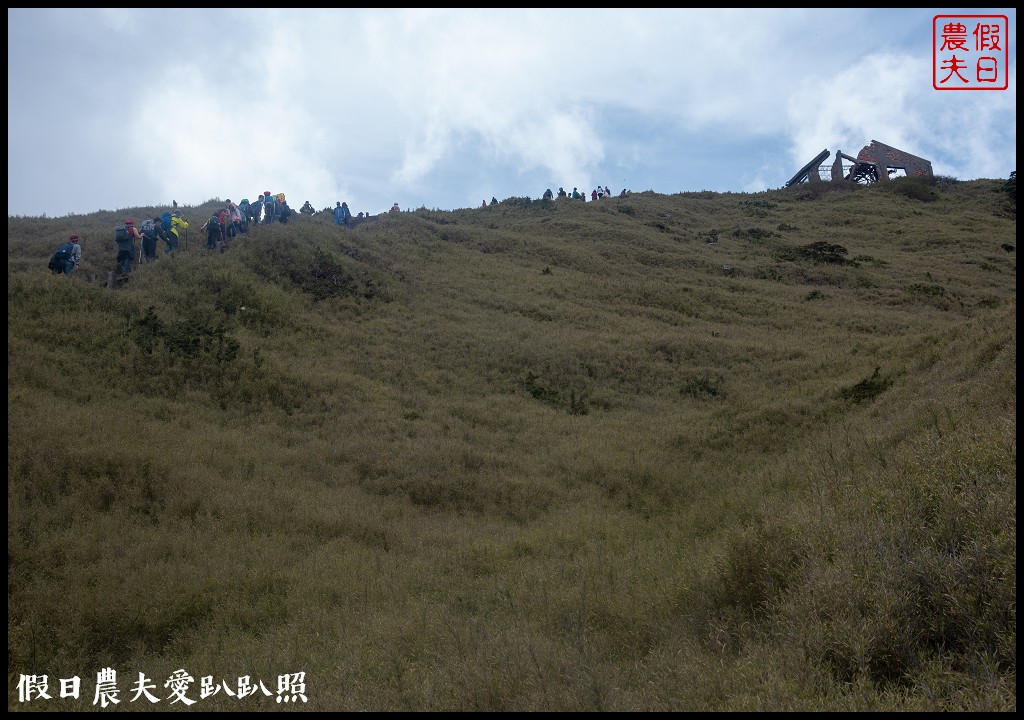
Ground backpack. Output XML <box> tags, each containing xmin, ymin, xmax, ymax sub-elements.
<box><xmin>161</xmin><ymin>212</ymin><xmax>172</xmax><ymax>232</ymax></box>
<box><xmin>115</xmin><ymin>224</ymin><xmax>129</xmax><ymax>242</ymax></box>
<box><xmin>141</xmin><ymin>219</ymin><xmax>158</xmax><ymax>239</ymax></box>
<box><xmin>48</xmin><ymin>242</ymin><xmax>73</xmax><ymax>271</ymax></box>
<box><xmin>264</xmin><ymin>194</ymin><xmax>275</xmax><ymax>209</ymax></box>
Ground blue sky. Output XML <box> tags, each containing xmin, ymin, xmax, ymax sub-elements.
<box><xmin>7</xmin><ymin>8</ymin><xmax>1017</xmax><ymax>218</ymax></box>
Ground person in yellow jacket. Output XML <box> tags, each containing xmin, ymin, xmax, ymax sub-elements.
<box><xmin>170</xmin><ymin>212</ymin><xmax>189</xmax><ymax>253</ymax></box>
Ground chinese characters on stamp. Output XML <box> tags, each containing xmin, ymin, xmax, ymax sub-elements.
<box><xmin>934</xmin><ymin>15</ymin><xmax>1009</xmax><ymax>90</ymax></box>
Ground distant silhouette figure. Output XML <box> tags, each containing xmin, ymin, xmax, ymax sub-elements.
<box><xmin>390</xmin><ymin>203</ymin><xmax>401</xmax><ymax>213</ymax></box>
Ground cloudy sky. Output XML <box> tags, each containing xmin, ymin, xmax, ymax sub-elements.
<box><xmin>7</xmin><ymin>8</ymin><xmax>1017</xmax><ymax>218</ymax></box>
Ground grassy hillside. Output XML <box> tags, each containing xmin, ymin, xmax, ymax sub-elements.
<box><xmin>7</xmin><ymin>178</ymin><xmax>1016</xmax><ymax>711</ymax></box>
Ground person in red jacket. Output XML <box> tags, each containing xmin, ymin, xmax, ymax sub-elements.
<box><xmin>218</xmin><ymin>206</ymin><xmax>230</xmax><ymax>245</ymax></box>
<box><xmin>125</xmin><ymin>219</ymin><xmax>144</xmax><ymax>270</ymax></box>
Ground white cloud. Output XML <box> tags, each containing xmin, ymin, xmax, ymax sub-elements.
<box><xmin>7</xmin><ymin>8</ymin><xmax>1016</xmax><ymax>217</ymax></box>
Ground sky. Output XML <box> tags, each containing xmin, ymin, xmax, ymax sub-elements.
<box><xmin>7</xmin><ymin>8</ymin><xmax>1017</xmax><ymax>218</ymax></box>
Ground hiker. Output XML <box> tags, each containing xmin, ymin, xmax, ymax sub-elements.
<box><xmin>218</xmin><ymin>206</ymin><xmax>232</xmax><ymax>242</ymax></box>
<box><xmin>68</xmin><ymin>233</ymin><xmax>83</xmax><ymax>273</ymax></box>
<box><xmin>262</xmin><ymin>191</ymin><xmax>276</xmax><ymax>224</ymax></box>
<box><xmin>170</xmin><ymin>212</ymin><xmax>188</xmax><ymax>252</ymax></box>
<box><xmin>543</xmin><ymin>188</ymin><xmax>554</xmax><ymax>200</ymax></box>
<box><xmin>481</xmin><ymin>200</ymin><xmax>487</xmax><ymax>208</ymax></box>
<box><xmin>300</xmin><ymin>200</ymin><xmax>315</xmax><ymax>216</ymax></box>
<box><xmin>490</xmin><ymin>197</ymin><xmax>498</xmax><ymax>206</ymax></box>
<box><xmin>591</xmin><ymin>189</ymin><xmax>598</xmax><ymax>201</ymax></box>
<box><xmin>571</xmin><ymin>187</ymin><xmax>580</xmax><ymax>200</ymax></box>
<box><xmin>604</xmin><ymin>186</ymin><xmax>611</xmax><ymax>198</ymax></box>
<box><xmin>170</xmin><ymin>211</ymin><xmax>188</xmax><ymax>249</ymax></box>
<box><xmin>140</xmin><ymin>218</ymin><xmax>164</xmax><ymax>262</ymax></box>
<box><xmin>228</xmin><ymin>201</ymin><xmax>245</xmax><ymax>236</ymax></box>
<box><xmin>155</xmin><ymin>216</ymin><xmax>174</xmax><ymax>256</ymax></box>
<box><xmin>203</xmin><ymin>211</ymin><xmax>224</xmax><ymax>251</ymax></box>
<box><xmin>48</xmin><ymin>233</ymin><xmax>81</xmax><ymax>275</ymax></box>
<box><xmin>249</xmin><ymin>195</ymin><xmax>262</xmax><ymax>225</ymax></box>
<box><xmin>277</xmin><ymin>198</ymin><xmax>293</xmax><ymax>224</ymax></box>
<box><xmin>390</xmin><ymin>203</ymin><xmax>401</xmax><ymax>213</ymax></box>
<box><xmin>619</xmin><ymin>188</ymin><xmax>627</xmax><ymax>197</ymax></box>
<box><xmin>116</xmin><ymin>219</ymin><xmax>141</xmax><ymax>274</ymax></box>
<box><xmin>557</xmin><ymin>187</ymin><xmax>566</xmax><ymax>198</ymax></box>
<box><xmin>333</xmin><ymin>201</ymin><xmax>351</xmax><ymax>227</ymax></box>
<box><xmin>140</xmin><ymin>217</ymin><xmax>168</xmax><ymax>262</ymax></box>
<box><xmin>239</xmin><ymin>199</ymin><xmax>251</xmax><ymax>229</ymax></box>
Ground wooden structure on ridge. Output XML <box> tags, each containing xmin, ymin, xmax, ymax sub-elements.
<box><xmin>786</xmin><ymin>140</ymin><xmax>934</xmax><ymax>187</ymax></box>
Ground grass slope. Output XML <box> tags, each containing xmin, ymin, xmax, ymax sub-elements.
<box><xmin>8</xmin><ymin>178</ymin><xmax>1016</xmax><ymax>711</ymax></box>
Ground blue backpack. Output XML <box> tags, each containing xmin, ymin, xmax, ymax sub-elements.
<box><xmin>161</xmin><ymin>212</ymin><xmax>172</xmax><ymax>232</ymax></box>
<box><xmin>48</xmin><ymin>242</ymin><xmax>73</xmax><ymax>272</ymax></box>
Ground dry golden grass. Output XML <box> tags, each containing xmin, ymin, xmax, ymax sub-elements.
<box><xmin>8</xmin><ymin>178</ymin><xmax>1015</xmax><ymax>710</ymax></box>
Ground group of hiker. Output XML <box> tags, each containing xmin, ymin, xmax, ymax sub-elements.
<box><xmin>110</xmin><ymin>211</ymin><xmax>190</xmax><ymax>274</ymax></box>
<box><xmin>50</xmin><ymin>190</ymin><xmax>362</xmax><ymax>278</ymax></box>
<box><xmin>57</xmin><ymin>211</ymin><xmax>189</xmax><ymax>277</ymax></box>
<box><xmin>50</xmin><ymin>185</ymin><xmax>630</xmax><ymax>278</ymax></box>
<box><xmin>486</xmin><ymin>186</ymin><xmax>628</xmax><ymax>206</ymax></box>
<box><xmin>547</xmin><ymin>186</ymin><xmax>627</xmax><ymax>201</ymax></box>
<box><xmin>334</xmin><ymin>202</ymin><xmax>353</xmax><ymax>227</ymax></box>
<box><xmin>197</xmin><ymin>192</ymin><xmax>335</xmax><ymax>253</ymax></box>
